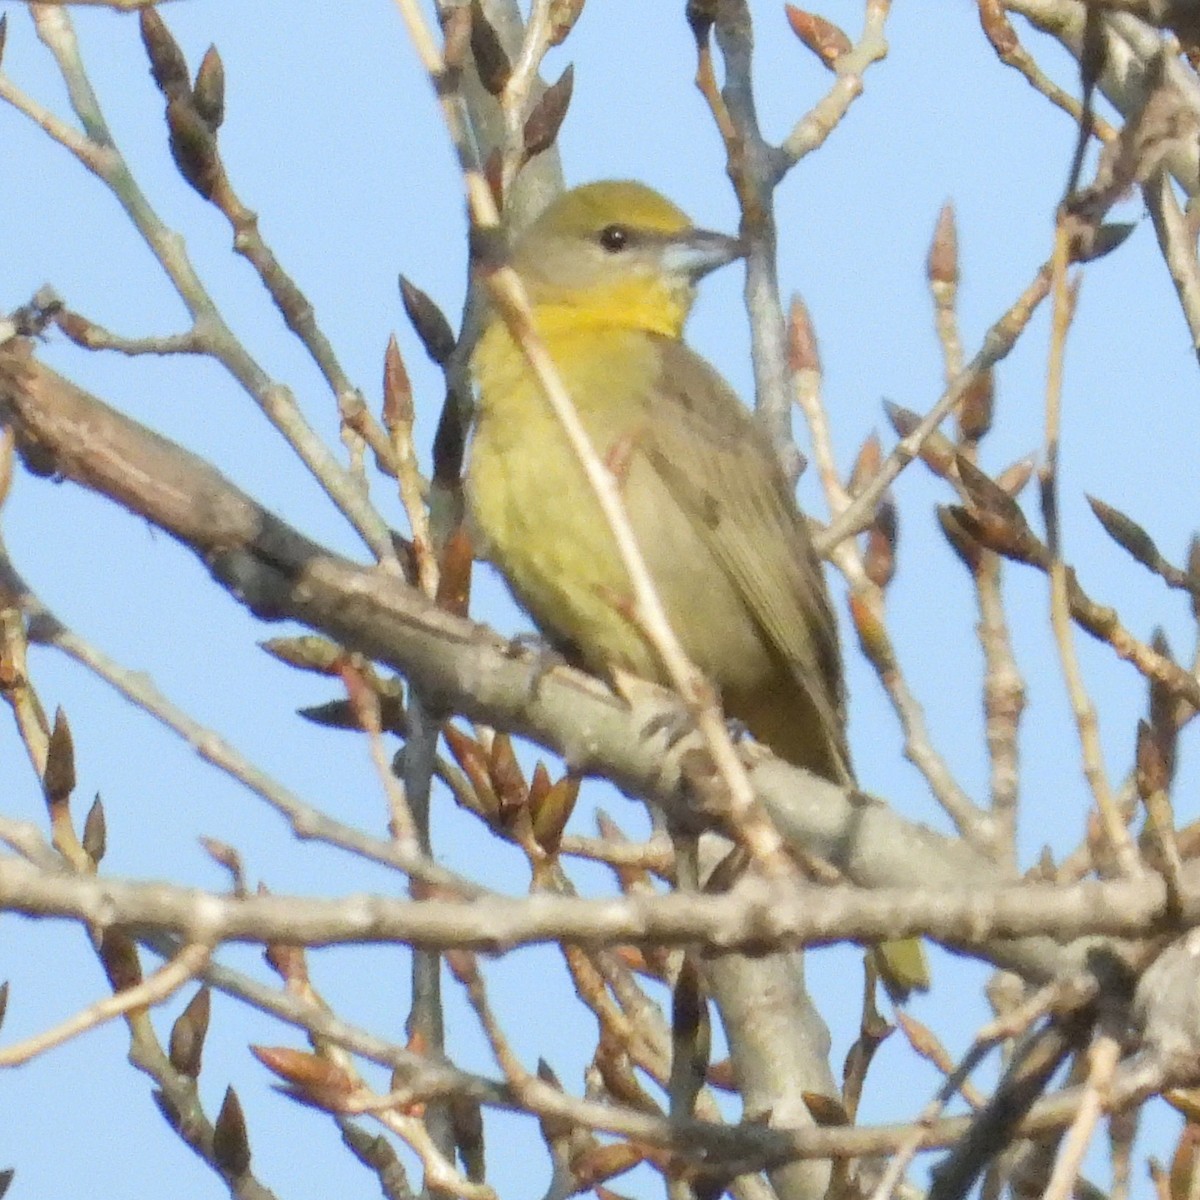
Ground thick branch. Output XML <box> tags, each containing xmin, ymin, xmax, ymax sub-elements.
<box><xmin>0</xmin><ymin>339</ymin><xmax>1139</xmax><ymax>982</ymax></box>
<box><xmin>0</xmin><ymin>851</ymin><xmax>1192</xmax><ymax>951</ymax></box>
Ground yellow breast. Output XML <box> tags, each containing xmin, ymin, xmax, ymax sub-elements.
<box><xmin>468</xmin><ymin>319</ymin><xmax>772</xmax><ymax>688</ymax></box>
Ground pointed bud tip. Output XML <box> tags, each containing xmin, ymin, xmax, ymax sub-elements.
<box><xmin>927</xmin><ymin>202</ymin><xmax>959</xmax><ymax>285</ymax></box>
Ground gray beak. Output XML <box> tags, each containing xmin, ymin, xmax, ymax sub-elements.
<box><xmin>663</xmin><ymin>228</ymin><xmax>745</xmax><ymax>281</ymax></box>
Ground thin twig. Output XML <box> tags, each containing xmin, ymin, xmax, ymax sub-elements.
<box><xmin>0</xmin><ymin>942</ymin><xmax>210</xmax><ymax>1066</ymax></box>
<box><xmin>977</xmin><ymin>0</ymin><xmax>1119</xmax><ymax>145</ymax></box>
<box><xmin>0</xmin><ymin>603</ymin><xmax>51</xmax><ymax>777</ymax></box>
<box><xmin>131</xmin><ymin>926</ymin><xmax>1184</xmax><ymax>1169</ymax></box>
<box><xmin>53</xmin><ymin>310</ymin><xmax>202</xmax><ymax>356</ymax></box>
<box><xmin>977</xmin><ymin>559</ymin><xmax>1026</xmax><ymax>868</ymax></box>
<box><xmin>383</xmin><ymin>337</ymin><xmax>437</xmax><ymax>596</ymax></box>
<box><xmin>341</xmin><ymin>658</ymin><xmax>418</xmax><ymax>847</ymax></box>
<box><xmin>821</xmin><ymin>261</ymin><xmax>1053</xmax><ymax>551</ymax></box>
<box><xmin>778</xmin><ymin>0</ymin><xmax>892</xmax><ymax>168</ymax></box>
<box><xmin>448</xmin><ymin>952</ymin><xmax>534</xmax><ymax>1093</ymax></box>
<box><xmin>794</xmin><ymin>265</ymin><xmax>986</xmax><ymax>840</ymax></box>
<box><xmin>0</xmin><ymin>545</ymin><xmax>469</xmax><ymax>891</ymax></box>
<box><xmin>373</xmin><ymin>1104</ymin><xmax>497</xmax><ymax>1200</ymax></box>
<box><xmin>1041</xmin><ymin>220</ymin><xmax>1139</xmax><ymax>878</ymax></box>
<box><xmin>1041</xmin><ymin>1034</ymin><xmax>1121</xmax><ymax>1200</ymax></box>
<box><xmin>559</xmin><ymin>832</ymin><xmax>675</xmax><ymax>876</ymax></box>
<box><xmin>925</xmin><ymin>201</ymin><xmax>1025</xmax><ymax>865</ymax></box>
<box><xmin>788</xmin><ymin>296</ymin><xmax>848</xmax><ymax>512</ymax></box>
<box><xmin>497</xmin><ymin>0</ymin><xmax>553</xmax><ymax>199</ymax></box>
<box><xmin>10</xmin><ymin>7</ymin><xmax>400</xmax><ymax>569</ymax></box>
<box><xmin>838</xmin><ymin>564</ymin><xmax>991</xmax><ymax>845</ymax></box>
<box><xmin>703</xmin><ymin>1</ymin><xmax>799</xmax><ymax>467</ymax></box>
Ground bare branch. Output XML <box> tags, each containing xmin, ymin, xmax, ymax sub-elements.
<box><xmin>1</xmin><ymin>849</ymin><xmax>1195</xmax><ymax>954</ymax></box>
<box><xmin>0</xmin><ymin>942</ymin><xmax>209</xmax><ymax>1066</ymax></box>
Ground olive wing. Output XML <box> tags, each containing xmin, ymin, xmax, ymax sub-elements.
<box><xmin>640</xmin><ymin>337</ymin><xmax>851</xmax><ymax>778</ymax></box>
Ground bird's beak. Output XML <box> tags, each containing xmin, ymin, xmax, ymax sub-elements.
<box><xmin>663</xmin><ymin>229</ymin><xmax>745</xmax><ymax>281</ymax></box>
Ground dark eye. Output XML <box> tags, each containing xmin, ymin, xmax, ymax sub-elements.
<box><xmin>598</xmin><ymin>224</ymin><xmax>629</xmax><ymax>253</ymax></box>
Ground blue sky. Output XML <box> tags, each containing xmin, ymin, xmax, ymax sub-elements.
<box><xmin>1</xmin><ymin>1</ymin><xmax>1194</xmax><ymax>1196</ymax></box>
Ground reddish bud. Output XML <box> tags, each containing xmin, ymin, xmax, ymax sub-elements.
<box><xmin>524</xmin><ymin>64</ymin><xmax>574</xmax><ymax>160</ymax></box>
<box><xmin>927</xmin><ymin>202</ymin><xmax>959</xmax><ymax>286</ymax></box>
<box><xmin>784</xmin><ymin>6</ymin><xmax>851</xmax><ymax>69</ymax></box>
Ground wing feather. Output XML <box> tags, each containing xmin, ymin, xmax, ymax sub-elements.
<box><xmin>640</xmin><ymin>337</ymin><xmax>851</xmax><ymax>777</ymax></box>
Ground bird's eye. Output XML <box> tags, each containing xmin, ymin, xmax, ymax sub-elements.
<box><xmin>598</xmin><ymin>224</ymin><xmax>629</xmax><ymax>253</ymax></box>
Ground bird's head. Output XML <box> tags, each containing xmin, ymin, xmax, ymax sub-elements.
<box><xmin>509</xmin><ymin>181</ymin><xmax>743</xmax><ymax>338</ymax></box>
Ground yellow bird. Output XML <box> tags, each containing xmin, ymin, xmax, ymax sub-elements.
<box><xmin>468</xmin><ymin>181</ymin><xmax>928</xmax><ymax>999</ymax></box>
